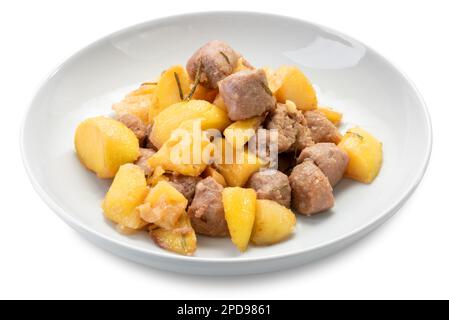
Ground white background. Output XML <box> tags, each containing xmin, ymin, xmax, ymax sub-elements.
<box><xmin>1</xmin><ymin>0</ymin><xmax>447</xmax><ymax>300</ymax></box>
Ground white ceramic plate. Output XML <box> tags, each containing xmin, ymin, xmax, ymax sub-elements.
<box><xmin>21</xmin><ymin>12</ymin><xmax>432</xmax><ymax>275</ymax></box>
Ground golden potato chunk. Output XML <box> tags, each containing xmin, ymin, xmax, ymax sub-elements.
<box><xmin>275</xmin><ymin>66</ymin><xmax>317</xmax><ymax>111</ymax></box>
<box><xmin>251</xmin><ymin>200</ymin><xmax>296</xmax><ymax>245</ymax></box>
<box><xmin>149</xmin><ymin>65</ymin><xmax>190</xmax><ymax>121</ymax></box>
<box><xmin>214</xmin><ymin>139</ymin><xmax>265</xmax><ymax>187</ymax></box>
<box><xmin>150</xmin><ymin>213</ymin><xmax>197</xmax><ymax>256</ymax></box>
<box><xmin>137</xmin><ymin>181</ymin><xmax>188</xmax><ymax>230</ymax></box>
<box><xmin>147</xmin><ymin>120</ymin><xmax>213</xmax><ymax>176</ymax></box>
<box><xmin>216</xmin><ymin>152</ymin><xmax>264</xmax><ymax>187</ymax></box>
<box><xmin>202</xmin><ymin>166</ymin><xmax>227</xmax><ymax>187</ymax></box>
<box><xmin>74</xmin><ymin>116</ymin><xmax>140</xmax><ymax>178</ymax></box>
<box><xmin>112</xmin><ymin>83</ymin><xmax>156</xmax><ymax>125</ymax></box>
<box><xmin>212</xmin><ymin>94</ymin><xmax>227</xmax><ymax>111</ymax></box>
<box><xmin>317</xmin><ymin>106</ymin><xmax>343</xmax><ymax>125</ymax></box>
<box><xmin>262</xmin><ymin>67</ymin><xmax>283</xmax><ymax>93</ymax></box>
<box><xmin>222</xmin><ymin>187</ymin><xmax>257</xmax><ymax>252</ymax></box>
<box><xmin>191</xmin><ymin>84</ymin><xmax>218</xmax><ymax>102</ymax></box>
<box><xmin>338</xmin><ymin>127</ymin><xmax>383</xmax><ymax>183</ymax></box>
<box><xmin>223</xmin><ymin>116</ymin><xmax>263</xmax><ymax>149</ymax></box>
<box><xmin>127</xmin><ymin>83</ymin><xmax>157</xmax><ymax>97</ymax></box>
<box><xmin>112</xmin><ymin>94</ymin><xmax>153</xmax><ymax>125</ymax></box>
<box><xmin>102</xmin><ymin>164</ymin><xmax>149</xmax><ymax>229</ymax></box>
<box><xmin>147</xmin><ymin>166</ymin><xmax>168</xmax><ymax>187</ymax></box>
<box><xmin>150</xmin><ymin>99</ymin><xmax>230</xmax><ymax>149</ymax></box>
<box><xmin>233</xmin><ymin>57</ymin><xmax>253</xmax><ymax>73</ymax></box>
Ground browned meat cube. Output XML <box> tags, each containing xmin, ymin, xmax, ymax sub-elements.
<box><xmin>289</xmin><ymin>159</ymin><xmax>334</xmax><ymax>215</ymax></box>
<box><xmin>304</xmin><ymin>111</ymin><xmax>341</xmax><ymax>144</ymax></box>
<box><xmin>218</xmin><ymin>69</ymin><xmax>276</xmax><ymax>121</ymax></box>
<box><xmin>186</xmin><ymin>40</ymin><xmax>241</xmax><ymax>89</ymax></box>
<box><xmin>247</xmin><ymin>170</ymin><xmax>291</xmax><ymax>208</ymax></box>
<box><xmin>187</xmin><ymin>177</ymin><xmax>228</xmax><ymax>237</ymax></box>
<box><xmin>264</xmin><ymin>103</ymin><xmax>298</xmax><ymax>152</ymax></box>
<box><xmin>297</xmin><ymin>143</ymin><xmax>349</xmax><ymax>186</ymax></box>
<box><xmin>167</xmin><ymin>174</ymin><xmax>201</xmax><ymax>204</ymax></box>
<box><xmin>117</xmin><ymin>113</ymin><xmax>147</xmax><ymax>145</ymax></box>
<box><xmin>135</xmin><ymin>148</ymin><xmax>156</xmax><ymax>176</ymax></box>
<box><xmin>264</xmin><ymin>103</ymin><xmax>314</xmax><ymax>153</ymax></box>
<box><xmin>296</xmin><ymin>119</ymin><xmax>315</xmax><ymax>151</ymax></box>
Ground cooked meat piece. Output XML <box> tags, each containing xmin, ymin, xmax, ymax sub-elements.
<box><xmin>167</xmin><ymin>174</ymin><xmax>201</xmax><ymax>204</ymax></box>
<box><xmin>135</xmin><ymin>148</ymin><xmax>156</xmax><ymax>176</ymax></box>
<box><xmin>247</xmin><ymin>170</ymin><xmax>291</xmax><ymax>208</ymax></box>
<box><xmin>187</xmin><ymin>177</ymin><xmax>228</xmax><ymax>237</ymax></box>
<box><xmin>263</xmin><ymin>103</ymin><xmax>314</xmax><ymax>153</ymax></box>
<box><xmin>304</xmin><ymin>111</ymin><xmax>341</xmax><ymax>144</ymax></box>
<box><xmin>218</xmin><ymin>69</ymin><xmax>276</xmax><ymax>121</ymax></box>
<box><xmin>296</xmin><ymin>118</ymin><xmax>315</xmax><ymax>151</ymax></box>
<box><xmin>297</xmin><ymin>143</ymin><xmax>349</xmax><ymax>186</ymax></box>
<box><xmin>265</xmin><ymin>103</ymin><xmax>301</xmax><ymax>153</ymax></box>
<box><xmin>186</xmin><ymin>40</ymin><xmax>241</xmax><ymax>89</ymax></box>
<box><xmin>117</xmin><ymin>113</ymin><xmax>147</xmax><ymax>144</ymax></box>
<box><xmin>289</xmin><ymin>159</ymin><xmax>334</xmax><ymax>215</ymax></box>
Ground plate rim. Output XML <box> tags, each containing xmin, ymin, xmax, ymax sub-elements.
<box><xmin>20</xmin><ymin>11</ymin><xmax>433</xmax><ymax>265</ymax></box>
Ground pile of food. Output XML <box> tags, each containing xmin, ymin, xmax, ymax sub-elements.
<box><xmin>74</xmin><ymin>40</ymin><xmax>383</xmax><ymax>255</ymax></box>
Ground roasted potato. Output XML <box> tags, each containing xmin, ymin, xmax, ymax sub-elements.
<box><xmin>191</xmin><ymin>84</ymin><xmax>218</xmax><ymax>102</ymax></box>
<box><xmin>150</xmin><ymin>213</ymin><xmax>197</xmax><ymax>256</ymax></box>
<box><xmin>222</xmin><ymin>187</ymin><xmax>257</xmax><ymax>252</ymax></box>
<box><xmin>214</xmin><ymin>139</ymin><xmax>265</xmax><ymax>187</ymax></box>
<box><xmin>275</xmin><ymin>66</ymin><xmax>317</xmax><ymax>111</ymax></box>
<box><xmin>212</xmin><ymin>94</ymin><xmax>227</xmax><ymax>111</ymax></box>
<box><xmin>251</xmin><ymin>200</ymin><xmax>296</xmax><ymax>245</ymax></box>
<box><xmin>112</xmin><ymin>93</ymin><xmax>153</xmax><ymax>125</ymax></box>
<box><xmin>112</xmin><ymin>83</ymin><xmax>157</xmax><ymax>124</ymax></box>
<box><xmin>150</xmin><ymin>99</ymin><xmax>230</xmax><ymax>149</ymax></box>
<box><xmin>148</xmin><ymin>65</ymin><xmax>190</xmax><ymax>121</ymax></box>
<box><xmin>262</xmin><ymin>66</ymin><xmax>283</xmax><ymax>93</ymax></box>
<box><xmin>147</xmin><ymin>121</ymin><xmax>213</xmax><ymax>176</ymax></box>
<box><xmin>137</xmin><ymin>180</ymin><xmax>188</xmax><ymax>230</ymax></box>
<box><xmin>223</xmin><ymin>116</ymin><xmax>263</xmax><ymax>149</ymax></box>
<box><xmin>147</xmin><ymin>166</ymin><xmax>168</xmax><ymax>187</ymax></box>
<box><xmin>317</xmin><ymin>106</ymin><xmax>343</xmax><ymax>125</ymax></box>
<box><xmin>338</xmin><ymin>127</ymin><xmax>383</xmax><ymax>183</ymax></box>
<box><xmin>202</xmin><ymin>166</ymin><xmax>227</xmax><ymax>187</ymax></box>
<box><xmin>127</xmin><ymin>83</ymin><xmax>158</xmax><ymax>97</ymax></box>
<box><xmin>75</xmin><ymin>116</ymin><xmax>140</xmax><ymax>178</ymax></box>
<box><xmin>216</xmin><ymin>152</ymin><xmax>264</xmax><ymax>187</ymax></box>
<box><xmin>102</xmin><ymin>164</ymin><xmax>149</xmax><ymax>229</ymax></box>
<box><xmin>233</xmin><ymin>57</ymin><xmax>253</xmax><ymax>73</ymax></box>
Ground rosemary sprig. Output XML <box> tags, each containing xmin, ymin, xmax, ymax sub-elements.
<box><xmin>260</xmin><ymin>81</ymin><xmax>273</xmax><ymax>96</ymax></box>
<box><xmin>185</xmin><ymin>62</ymin><xmax>202</xmax><ymax>101</ymax></box>
<box><xmin>174</xmin><ymin>72</ymin><xmax>184</xmax><ymax>100</ymax></box>
<box><xmin>220</xmin><ymin>51</ymin><xmax>231</xmax><ymax>65</ymax></box>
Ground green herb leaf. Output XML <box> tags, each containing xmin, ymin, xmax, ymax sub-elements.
<box><xmin>260</xmin><ymin>81</ymin><xmax>273</xmax><ymax>96</ymax></box>
<box><xmin>174</xmin><ymin>72</ymin><xmax>184</xmax><ymax>100</ymax></box>
<box><xmin>220</xmin><ymin>51</ymin><xmax>231</xmax><ymax>65</ymax></box>
<box><xmin>140</xmin><ymin>82</ymin><xmax>158</xmax><ymax>86</ymax></box>
<box><xmin>185</xmin><ymin>62</ymin><xmax>202</xmax><ymax>101</ymax></box>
